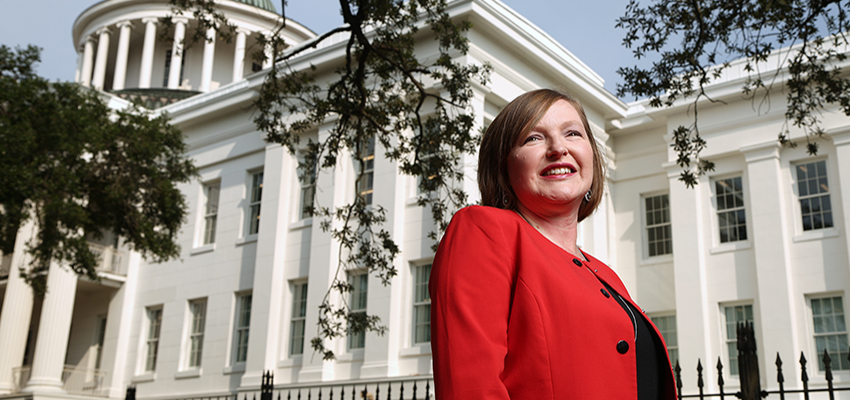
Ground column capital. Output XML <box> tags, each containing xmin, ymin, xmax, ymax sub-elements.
<box><xmin>141</xmin><ymin>17</ymin><xmax>159</xmax><ymax>25</ymax></box>
<box><xmin>740</xmin><ymin>141</ymin><xmax>781</xmax><ymax>163</ymax></box>
<box><xmin>235</xmin><ymin>27</ymin><xmax>253</xmax><ymax>36</ymax></box>
<box><xmin>171</xmin><ymin>16</ymin><xmax>190</xmax><ymax>25</ymax></box>
<box><xmin>96</xmin><ymin>26</ymin><xmax>112</xmax><ymax>36</ymax></box>
<box><xmin>115</xmin><ymin>20</ymin><xmax>133</xmax><ymax>29</ymax></box>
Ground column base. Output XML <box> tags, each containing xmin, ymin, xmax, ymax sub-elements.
<box><xmin>297</xmin><ymin>363</ymin><xmax>334</xmax><ymax>383</ymax></box>
<box><xmin>359</xmin><ymin>361</ymin><xmax>399</xmax><ymax>378</ymax></box>
<box><xmin>22</xmin><ymin>377</ymin><xmax>65</xmax><ymax>393</ymax></box>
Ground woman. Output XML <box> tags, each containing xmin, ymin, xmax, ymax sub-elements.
<box><xmin>429</xmin><ymin>89</ymin><xmax>676</xmax><ymax>399</ymax></box>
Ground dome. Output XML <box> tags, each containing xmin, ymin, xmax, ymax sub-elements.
<box><xmin>235</xmin><ymin>0</ymin><xmax>277</xmax><ymax>13</ymax></box>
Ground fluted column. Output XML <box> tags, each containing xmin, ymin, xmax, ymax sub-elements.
<box><xmin>232</xmin><ymin>28</ymin><xmax>250</xmax><ymax>82</ymax></box>
<box><xmin>112</xmin><ymin>21</ymin><xmax>133</xmax><ymax>91</ymax></box>
<box><xmin>23</xmin><ymin>261</ymin><xmax>78</xmax><ymax>392</ymax></box>
<box><xmin>0</xmin><ymin>221</ymin><xmax>37</xmax><ymax>394</ymax></box>
<box><xmin>91</xmin><ymin>27</ymin><xmax>111</xmax><ymax>90</ymax></box>
<box><xmin>80</xmin><ymin>36</ymin><xmax>95</xmax><ymax>87</ymax></box>
<box><xmin>167</xmin><ymin>18</ymin><xmax>188</xmax><ymax>89</ymax></box>
<box><xmin>138</xmin><ymin>18</ymin><xmax>158</xmax><ymax>89</ymax></box>
<box><xmin>200</xmin><ymin>28</ymin><xmax>216</xmax><ymax>92</ymax></box>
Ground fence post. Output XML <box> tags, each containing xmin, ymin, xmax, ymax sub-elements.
<box><xmin>737</xmin><ymin>321</ymin><xmax>762</xmax><ymax>400</ymax></box>
<box><xmin>126</xmin><ymin>385</ymin><xmax>136</xmax><ymax>400</ymax></box>
<box><xmin>261</xmin><ymin>370</ymin><xmax>274</xmax><ymax>400</ymax></box>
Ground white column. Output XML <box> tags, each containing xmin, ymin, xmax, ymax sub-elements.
<box><xmin>91</xmin><ymin>27</ymin><xmax>112</xmax><ymax>90</ymax></box>
<box><xmin>240</xmin><ymin>144</ymin><xmax>291</xmax><ymax>388</ymax></box>
<box><xmin>80</xmin><ymin>36</ymin><xmax>95</xmax><ymax>87</ymax></box>
<box><xmin>167</xmin><ymin>18</ymin><xmax>188</xmax><ymax>89</ymax></box>
<box><xmin>112</xmin><ymin>21</ymin><xmax>133</xmax><ymax>91</ymax></box>
<box><xmin>666</xmin><ymin>162</ymin><xmax>714</xmax><ymax>390</ymax></box>
<box><xmin>138</xmin><ymin>18</ymin><xmax>158</xmax><ymax>89</ymax></box>
<box><xmin>829</xmin><ymin>130</ymin><xmax>850</xmax><ymax>289</ymax></box>
<box><xmin>102</xmin><ymin>249</ymin><xmax>142</xmax><ymax>398</ymax></box>
<box><xmin>232</xmin><ymin>28</ymin><xmax>249</xmax><ymax>82</ymax></box>
<box><xmin>23</xmin><ymin>262</ymin><xmax>78</xmax><ymax>392</ymax></box>
<box><xmin>741</xmin><ymin>141</ymin><xmax>800</xmax><ymax>383</ymax></box>
<box><xmin>200</xmin><ymin>28</ymin><xmax>216</xmax><ymax>92</ymax></box>
<box><xmin>0</xmin><ymin>221</ymin><xmax>37</xmax><ymax>394</ymax></box>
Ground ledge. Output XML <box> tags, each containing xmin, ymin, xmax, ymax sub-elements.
<box><xmin>223</xmin><ymin>363</ymin><xmax>246</xmax><ymax>375</ymax></box>
<box><xmin>400</xmin><ymin>343</ymin><xmax>431</xmax><ymax>357</ymax></box>
<box><xmin>132</xmin><ymin>372</ymin><xmax>156</xmax><ymax>383</ymax></box>
<box><xmin>190</xmin><ymin>244</ymin><xmax>215</xmax><ymax>255</ymax></box>
<box><xmin>175</xmin><ymin>368</ymin><xmax>201</xmax><ymax>379</ymax></box>
<box><xmin>793</xmin><ymin>227</ymin><xmax>840</xmax><ymax>243</ymax></box>
<box><xmin>236</xmin><ymin>235</ymin><xmax>258</xmax><ymax>246</ymax></box>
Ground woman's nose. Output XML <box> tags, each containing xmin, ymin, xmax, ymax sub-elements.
<box><xmin>547</xmin><ymin>139</ymin><xmax>567</xmax><ymax>158</ymax></box>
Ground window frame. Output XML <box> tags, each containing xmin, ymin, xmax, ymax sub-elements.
<box><xmin>298</xmin><ymin>157</ymin><xmax>316</xmax><ymax>221</ymax></box>
<box><xmin>357</xmin><ymin>137</ymin><xmax>375</xmax><ymax>206</ymax></box>
<box><xmin>247</xmin><ymin>171</ymin><xmax>264</xmax><ymax>236</ymax></box>
<box><xmin>642</xmin><ymin>192</ymin><xmax>672</xmax><ymax>259</ymax></box>
<box><xmin>232</xmin><ymin>293</ymin><xmax>252</xmax><ymax>365</ymax></box>
<box><xmin>187</xmin><ymin>298</ymin><xmax>207</xmax><ymax>369</ymax></box>
<box><xmin>721</xmin><ymin>303</ymin><xmax>754</xmax><ymax>376</ymax></box>
<box><xmin>412</xmin><ymin>263</ymin><xmax>432</xmax><ymax>345</ymax></box>
<box><xmin>792</xmin><ymin>158</ymin><xmax>834</xmax><ymax>233</ymax></box>
<box><xmin>713</xmin><ymin>175</ymin><xmax>748</xmax><ymax>245</ymax></box>
<box><xmin>143</xmin><ymin>306</ymin><xmax>163</xmax><ymax>373</ymax></box>
<box><xmin>649</xmin><ymin>313</ymin><xmax>678</xmax><ymax>368</ymax></box>
<box><xmin>202</xmin><ymin>183</ymin><xmax>220</xmax><ymax>245</ymax></box>
<box><xmin>289</xmin><ymin>281</ymin><xmax>309</xmax><ymax>356</ymax></box>
<box><xmin>808</xmin><ymin>294</ymin><xmax>850</xmax><ymax>372</ymax></box>
<box><xmin>347</xmin><ymin>271</ymin><xmax>369</xmax><ymax>350</ymax></box>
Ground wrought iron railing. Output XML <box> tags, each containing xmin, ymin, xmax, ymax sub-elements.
<box><xmin>12</xmin><ymin>365</ymin><xmax>108</xmax><ymax>397</ymax></box>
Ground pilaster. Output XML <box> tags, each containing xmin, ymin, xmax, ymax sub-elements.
<box><xmin>665</xmin><ymin>162</ymin><xmax>713</xmax><ymax>388</ymax></box>
<box><xmin>240</xmin><ymin>144</ymin><xmax>292</xmax><ymax>388</ymax></box>
<box><xmin>112</xmin><ymin>21</ymin><xmax>133</xmax><ymax>91</ymax></box>
<box><xmin>91</xmin><ymin>27</ymin><xmax>111</xmax><ymax>90</ymax></box>
<box><xmin>740</xmin><ymin>141</ymin><xmax>800</xmax><ymax>382</ymax></box>
<box><xmin>829</xmin><ymin>129</ymin><xmax>850</xmax><ymax>284</ymax></box>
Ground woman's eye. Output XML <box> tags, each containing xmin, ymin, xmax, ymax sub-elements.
<box><xmin>523</xmin><ymin>136</ymin><xmax>540</xmax><ymax>143</ymax></box>
<box><xmin>565</xmin><ymin>130</ymin><xmax>582</xmax><ymax>137</ymax></box>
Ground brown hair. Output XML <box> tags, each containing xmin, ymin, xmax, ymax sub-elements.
<box><xmin>478</xmin><ymin>89</ymin><xmax>606</xmax><ymax>222</ymax></box>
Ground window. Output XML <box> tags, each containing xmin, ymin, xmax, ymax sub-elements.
<box><xmin>811</xmin><ymin>296</ymin><xmax>849</xmax><ymax>371</ymax></box>
<box><xmin>187</xmin><ymin>299</ymin><xmax>207</xmax><ymax>368</ymax></box>
<box><xmin>645</xmin><ymin>194</ymin><xmax>672</xmax><ymax>257</ymax></box>
<box><xmin>413</xmin><ymin>264</ymin><xmax>431</xmax><ymax>344</ymax></box>
<box><xmin>358</xmin><ymin>137</ymin><xmax>375</xmax><ymax>205</ymax></box>
<box><xmin>233</xmin><ymin>294</ymin><xmax>252</xmax><ymax>363</ymax></box>
<box><xmin>290</xmin><ymin>282</ymin><xmax>308</xmax><ymax>356</ymax></box>
<box><xmin>248</xmin><ymin>172</ymin><xmax>263</xmax><ymax>235</ymax></box>
<box><xmin>348</xmin><ymin>272</ymin><xmax>368</xmax><ymax>350</ymax></box>
<box><xmin>795</xmin><ymin>160</ymin><xmax>833</xmax><ymax>231</ymax></box>
<box><xmin>299</xmin><ymin>162</ymin><xmax>316</xmax><ymax>220</ymax></box>
<box><xmin>650</xmin><ymin>314</ymin><xmax>678</xmax><ymax>368</ymax></box>
<box><xmin>723</xmin><ymin>304</ymin><xmax>753</xmax><ymax>375</ymax></box>
<box><xmin>202</xmin><ymin>184</ymin><xmax>220</xmax><ymax>245</ymax></box>
<box><xmin>715</xmin><ymin>177</ymin><xmax>747</xmax><ymax>243</ymax></box>
<box><xmin>144</xmin><ymin>307</ymin><xmax>162</xmax><ymax>372</ymax></box>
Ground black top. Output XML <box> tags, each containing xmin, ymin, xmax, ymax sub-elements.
<box><xmin>605</xmin><ymin>282</ymin><xmax>668</xmax><ymax>400</ymax></box>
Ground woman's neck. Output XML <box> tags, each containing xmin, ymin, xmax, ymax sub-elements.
<box><xmin>514</xmin><ymin>203</ymin><xmax>581</xmax><ymax>257</ymax></box>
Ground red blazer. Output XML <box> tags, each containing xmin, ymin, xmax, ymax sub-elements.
<box><xmin>430</xmin><ymin>206</ymin><xmax>676</xmax><ymax>399</ymax></box>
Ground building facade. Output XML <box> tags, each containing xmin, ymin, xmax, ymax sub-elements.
<box><xmin>1</xmin><ymin>0</ymin><xmax>849</xmax><ymax>399</ymax></box>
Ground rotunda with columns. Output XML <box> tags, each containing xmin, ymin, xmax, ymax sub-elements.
<box><xmin>72</xmin><ymin>0</ymin><xmax>313</xmax><ymax>107</ymax></box>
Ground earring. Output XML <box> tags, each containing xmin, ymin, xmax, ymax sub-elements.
<box><xmin>503</xmin><ymin>196</ymin><xmax>509</xmax><ymax>205</ymax></box>
<box><xmin>584</xmin><ymin>190</ymin><xmax>591</xmax><ymax>202</ymax></box>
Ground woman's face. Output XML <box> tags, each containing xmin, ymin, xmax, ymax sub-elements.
<box><xmin>507</xmin><ymin>100</ymin><xmax>594</xmax><ymax>217</ymax></box>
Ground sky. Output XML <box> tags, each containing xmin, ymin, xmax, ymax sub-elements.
<box><xmin>0</xmin><ymin>0</ymin><xmax>639</xmax><ymax>98</ymax></box>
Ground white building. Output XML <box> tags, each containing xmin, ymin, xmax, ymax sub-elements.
<box><xmin>1</xmin><ymin>0</ymin><xmax>849</xmax><ymax>399</ymax></box>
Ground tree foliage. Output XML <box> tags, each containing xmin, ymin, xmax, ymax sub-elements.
<box><xmin>616</xmin><ymin>0</ymin><xmax>850</xmax><ymax>186</ymax></box>
<box><xmin>166</xmin><ymin>0</ymin><xmax>489</xmax><ymax>359</ymax></box>
<box><xmin>0</xmin><ymin>45</ymin><xmax>197</xmax><ymax>294</ymax></box>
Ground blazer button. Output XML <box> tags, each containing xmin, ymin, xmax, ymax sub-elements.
<box><xmin>572</xmin><ymin>258</ymin><xmax>583</xmax><ymax>267</ymax></box>
<box><xmin>600</xmin><ymin>288</ymin><xmax>610</xmax><ymax>298</ymax></box>
<box><xmin>617</xmin><ymin>340</ymin><xmax>629</xmax><ymax>354</ymax></box>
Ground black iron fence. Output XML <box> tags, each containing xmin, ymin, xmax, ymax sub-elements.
<box><xmin>677</xmin><ymin>322</ymin><xmax>850</xmax><ymax>399</ymax></box>
<box><xmin>129</xmin><ymin>373</ymin><xmax>433</xmax><ymax>400</ymax></box>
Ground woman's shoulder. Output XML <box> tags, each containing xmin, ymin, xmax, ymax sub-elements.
<box><xmin>452</xmin><ymin>205</ymin><xmax>516</xmax><ymax>220</ymax></box>
<box><xmin>443</xmin><ymin>205</ymin><xmax>521</xmax><ymax>236</ymax></box>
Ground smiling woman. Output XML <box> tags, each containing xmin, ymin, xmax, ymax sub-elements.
<box><xmin>429</xmin><ymin>89</ymin><xmax>677</xmax><ymax>400</ymax></box>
